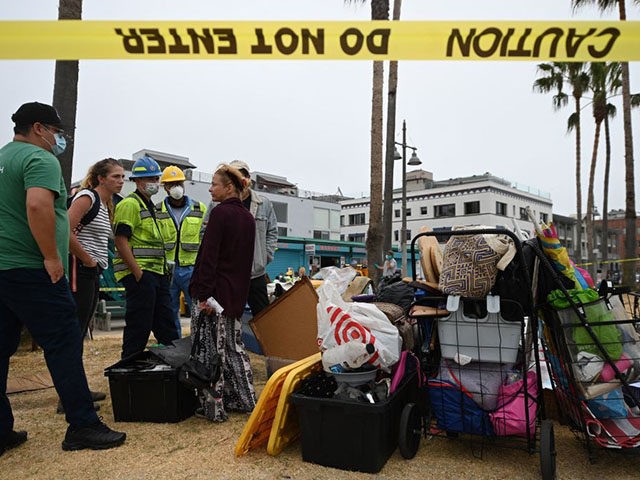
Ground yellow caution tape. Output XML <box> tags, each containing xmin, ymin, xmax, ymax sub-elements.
<box><xmin>1</xmin><ymin>20</ymin><xmax>639</xmax><ymax>61</ymax></box>
<box><xmin>577</xmin><ymin>257</ymin><xmax>640</xmax><ymax>267</ymax></box>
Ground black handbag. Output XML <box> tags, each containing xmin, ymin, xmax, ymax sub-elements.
<box><xmin>178</xmin><ymin>315</ymin><xmax>221</xmax><ymax>391</ymax></box>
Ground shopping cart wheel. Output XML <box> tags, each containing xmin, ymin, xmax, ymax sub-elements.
<box><xmin>540</xmin><ymin>419</ymin><xmax>557</xmax><ymax>480</ymax></box>
<box><xmin>398</xmin><ymin>403</ymin><xmax>421</xmax><ymax>459</ymax></box>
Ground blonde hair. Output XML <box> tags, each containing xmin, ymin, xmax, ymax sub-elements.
<box><xmin>215</xmin><ymin>164</ymin><xmax>247</xmax><ymax>196</ymax></box>
<box><xmin>80</xmin><ymin>158</ymin><xmax>122</xmax><ymax>221</ymax></box>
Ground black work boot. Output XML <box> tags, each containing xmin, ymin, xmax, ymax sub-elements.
<box><xmin>0</xmin><ymin>430</ymin><xmax>28</xmax><ymax>457</ymax></box>
<box><xmin>61</xmin><ymin>420</ymin><xmax>126</xmax><ymax>451</ymax></box>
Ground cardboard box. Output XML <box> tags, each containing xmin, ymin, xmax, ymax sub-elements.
<box><xmin>249</xmin><ymin>277</ymin><xmax>319</xmax><ymax>361</ymax></box>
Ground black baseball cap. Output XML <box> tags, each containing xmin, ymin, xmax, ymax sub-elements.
<box><xmin>11</xmin><ymin>102</ymin><xmax>64</xmax><ymax>129</ymax></box>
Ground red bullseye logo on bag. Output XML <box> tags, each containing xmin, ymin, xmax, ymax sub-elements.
<box><xmin>326</xmin><ymin>306</ymin><xmax>380</xmax><ymax>367</ymax></box>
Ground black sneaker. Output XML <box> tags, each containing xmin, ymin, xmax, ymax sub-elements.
<box><xmin>90</xmin><ymin>390</ymin><xmax>107</xmax><ymax>402</ymax></box>
<box><xmin>57</xmin><ymin>401</ymin><xmax>101</xmax><ymax>415</ymax></box>
<box><xmin>61</xmin><ymin>420</ymin><xmax>126</xmax><ymax>451</ymax></box>
<box><xmin>0</xmin><ymin>430</ymin><xmax>27</xmax><ymax>457</ymax></box>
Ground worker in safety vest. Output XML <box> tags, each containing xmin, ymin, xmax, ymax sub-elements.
<box><xmin>113</xmin><ymin>155</ymin><xmax>178</xmax><ymax>359</ymax></box>
<box><xmin>156</xmin><ymin>165</ymin><xmax>207</xmax><ymax>337</ymax></box>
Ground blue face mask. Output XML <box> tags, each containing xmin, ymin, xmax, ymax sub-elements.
<box><xmin>386</xmin><ymin>255</ymin><xmax>392</xmax><ymax>260</ymax></box>
<box><xmin>42</xmin><ymin>126</ymin><xmax>67</xmax><ymax>156</ymax></box>
<box><xmin>51</xmin><ymin>133</ymin><xmax>66</xmax><ymax>156</ymax></box>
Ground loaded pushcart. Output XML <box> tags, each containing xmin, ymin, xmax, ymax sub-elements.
<box><xmin>530</xmin><ymin>239</ymin><xmax>640</xmax><ymax>461</ymax></box>
<box><xmin>399</xmin><ymin>228</ymin><xmax>556</xmax><ymax>480</ymax></box>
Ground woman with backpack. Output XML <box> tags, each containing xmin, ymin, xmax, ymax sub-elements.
<box><xmin>64</xmin><ymin>158</ymin><xmax>125</xmax><ymax>410</ymax></box>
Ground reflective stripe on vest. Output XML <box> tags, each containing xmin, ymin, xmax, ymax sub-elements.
<box><xmin>114</xmin><ymin>247</ymin><xmax>164</xmax><ymax>258</ymax></box>
<box><xmin>181</xmin><ymin>242</ymin><xmax>200</xmax><ymax>252</ymax></box>
<box><xmin>187</xmin><ymin>210</ymin><xmax>203</xmax><ymax>218</ymax></box>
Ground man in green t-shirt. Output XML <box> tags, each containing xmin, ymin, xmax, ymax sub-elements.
<box><xmin>0</xmin><ymin>102</ymin><xmax>125</xmax><ymax>456</ymax></box>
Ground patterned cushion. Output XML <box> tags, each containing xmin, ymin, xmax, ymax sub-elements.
<box><xmin>438</xmin><ymin>234</ymin><xmax>500</xmax><ymax>297</ymax></box>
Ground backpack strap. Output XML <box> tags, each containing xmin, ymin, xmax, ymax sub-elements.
<box><xmin>73</xmin><ymin>188</ymin><xmax>101</xmax><ymax>234</ymax></box>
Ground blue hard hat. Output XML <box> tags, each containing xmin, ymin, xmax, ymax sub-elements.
<box><xmin>130</xmin><ymin>155</ymin><xmax>161</xmax><ymax>179</ymax></box>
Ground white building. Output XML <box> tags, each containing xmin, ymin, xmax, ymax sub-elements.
<box><xmin>340</xmin><ymin>170</ymin><xmax>553</xmax><ymax>245</ymax></box>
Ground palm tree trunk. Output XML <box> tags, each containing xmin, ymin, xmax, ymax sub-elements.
<box><xmin>586</xmin><ymin>120</ymin><xmax>602</xmax><ymax>281</ymax></box>
<box><xmin>53</xmin><ymin>0</ymin><xmax>83</xmax><ymax>191</ymax></box>
<box><xmin>602</xmin><ymin>114</ymin><xmax>611</xmax><ymax>279</ymax></box>
<box><xmin>619</xmin><ymin>0</ymin><xmax>637</xmax><ymax>287</ymax></box>
<box><xmin>367</xmin><ymin>59</ymin><xmax>385</xmax><ymax>288</ymax></box>
<box><xmin>382</xmin><ymin>0</ymin><xmax>402</xmax><ymax>253</ymax></box>
<box><xmin>365</xmin><ymin>0</ymin><xmax>389</xmax><ymax>288</ymax></box>
<box><xmin>574</xmin><ymin>96</ymin><xmax>583</xmax><ymax>263</ymax></box>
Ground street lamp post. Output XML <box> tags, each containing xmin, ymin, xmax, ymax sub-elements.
<box><xmin>394</xmin><ymin>120</ymin><xmax>421</xmax><ymax>277</ymax></box>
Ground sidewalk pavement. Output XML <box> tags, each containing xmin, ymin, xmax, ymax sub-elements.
<box><xmin>91</xmin><ymin>316</ymin><xmax>192</xmax><ymax>338</ymax></box>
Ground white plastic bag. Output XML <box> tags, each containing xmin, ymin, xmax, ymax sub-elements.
<box><xmin>316</xmin><ymin>281</ymin><xmax>401</xmax><ymax>372</ymax></box>
<box><xmin>316</xmin><ymin>266</ymin><xmax>357</xmax><ymax>295</ymax></box>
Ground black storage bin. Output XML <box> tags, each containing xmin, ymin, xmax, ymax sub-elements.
<box><xmin>290</xmin><ymin>371</ymin><xmax>417</xmax><ymax>473</ymax></box>
<box><xmin>104</xmin><ymin>351</ymin><xmax>197</xmax><ymax>423</ymax></box>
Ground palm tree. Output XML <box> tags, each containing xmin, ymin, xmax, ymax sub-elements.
<box><xmin>584</xmin><ymin>62</ymin><xmax>620</xmax><ymax>280</ymax></box>
<box><xmin>534</xmin><ymin>62</ymin><xmax>590</xmax><ymax>262</ymax></box>
<box><xmin>347</xmin><ymin>0</ymin><xmax>389</xmax><ymax>287</ymax></box>
<box><xmin>573</xmin><ymin>0</ymin><xmax>638</xmax><ymax>286</ymax></box>
<box><xmin>601</xmin><ymin>95</ymin><xmax>617</xmax><ymax>278</ymax></box>
<box><xmin>53</xmin><ymin>0</ymin><xmax>82</xmax><ymax>190</ymax></box>
<box><xmin>382</xmin><ymin>0</ymin><xmax>402</xmax><ymax>254</ymax></box>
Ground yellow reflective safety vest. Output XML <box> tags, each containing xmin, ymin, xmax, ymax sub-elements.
<box><xmin>113</xmin><ymin>192</ymin><xmax>166</xmax><ymax>281</ymax></box>
<box><xmin>155</xmin><ymin>197</ymin><xmax>207</xmax><ymax>267</ymax></box>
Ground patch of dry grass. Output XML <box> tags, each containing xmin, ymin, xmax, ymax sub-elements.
<box><xmin>3</xmin><ymin>335</ymin><xmax>640</xmax><ymax>479</ymax></box>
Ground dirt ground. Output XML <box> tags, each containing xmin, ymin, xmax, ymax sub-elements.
<box><xmin>3</xmin><ymin>334</ymin><xmax>640</xmax><ymax>480</ymax></box>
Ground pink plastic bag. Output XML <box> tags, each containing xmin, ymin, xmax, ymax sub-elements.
<box><xmin>390</xmin><ymin>351</ymin><xmax>421</xmax><ymax>395</ymax></box>
<box><xmin>489</xmin><ymin>370</ymin><xmax>538</xmax><ymax>437</ymax></box>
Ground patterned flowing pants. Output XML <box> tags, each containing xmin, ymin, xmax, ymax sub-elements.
<box><xmin>191</xmin><ymin>305</ymin><xmax>257</xmax><ymax>422</ymax></box>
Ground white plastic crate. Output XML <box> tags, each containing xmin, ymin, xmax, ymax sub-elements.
<box><xmin>438</xmin><ymin>295</ymin><xmax>521</xmax><ymax>364</ymax></box>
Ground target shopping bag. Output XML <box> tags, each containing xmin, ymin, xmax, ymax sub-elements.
<box><xmin>317</xmin><ymin>282</ymin><xmax>401</xmax><ymax>371</ymax></box>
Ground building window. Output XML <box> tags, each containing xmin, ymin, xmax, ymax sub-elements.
<box><xmin>340</xmin><ymin>215</ymin><xmax>344</xmax><ymax>227</ymax></box>
<box><xmin>313</xmin><ymin>230</ymin><xmax>330</xmax><ymax>240</ymax></box>
<box><xmin>277</xmin><ymin>226</ymin><xmax>288</xmax><ymax>237</ymax></box>
<box><xmin>434</xmin><ymin>204</ymin><xmax>456</xmax><ymax>218</ymax></box>
<box><xmin>394</xmin><ymin>209</ymin><xmax>401</xmax><ymax>218</ymax></box>
<box><xmin>496</xmin><ymin>202</ymin><xmax>507</xmax><ymax>216</ymax></box>
<box><xmin>406</xmin><ymin>229</ymin><xmax>412</xmax><ymax>241</ymax></box>
<box><xmin>394</xmin><ymin>230</ymin><xmax>399</xmax><ymax>241</ymax></box>
<box><xmin>540</xmin><ymin>212</ymin><xmax>548</xmax><ymax>223</ymax></box>
<box><xmin>520</xmin><ymin>207</ymin><xmax>528</xmax><ymax>220</ymax></box>
<box><xmin>406</xmin><ymin>208</ymin><xmax>411</xmax><ymax>217</ymax></box>
<box><xmin>272</xmin><ymin>201</ymin><xmax>288</xmax><ymax>223</ymax></box>
<box><xmin>348</xmin><ymin>213</ymin><xmax>365</xmax><ymax>225</ymax></box>
<box><xmin>340</xmin><ymin>234</ymin><xmax>345</xmax><ymax>241</ymax></box>
<box><xmin>420</xmin><ymin>206</ymin><xmax>428</xmax><ymax>215</ymax></box>
<box><xmin>464</xmin><ymin>201</ymin><xmax>480</xmax><ymax>215</ymax></box>
<box><xmin>348</xmin><ymin>233</ymin><xmax>365</xmax><ymax>243</ymax></box>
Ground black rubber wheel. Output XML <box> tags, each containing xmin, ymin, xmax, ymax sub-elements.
<box><xmin>398</xmin><ymin>403</ymin><xmax>422</xmax><ymax>459</ymax></box>
<box><xmin>540</xmin><ymin>419</ymin><xmax>557</xmax><ymax>480</ymax></box>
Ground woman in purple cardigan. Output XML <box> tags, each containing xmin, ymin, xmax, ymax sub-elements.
<box><xmin>189</xmin><ymin>164</ymin><xmax>256</xmax><ymax>422</ymax></box>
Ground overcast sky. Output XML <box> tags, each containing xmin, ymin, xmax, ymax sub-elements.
<box><xmin>1</xmin><ymin>0</ymin><xmax>639</xmax><ymax>216</ymax></box>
